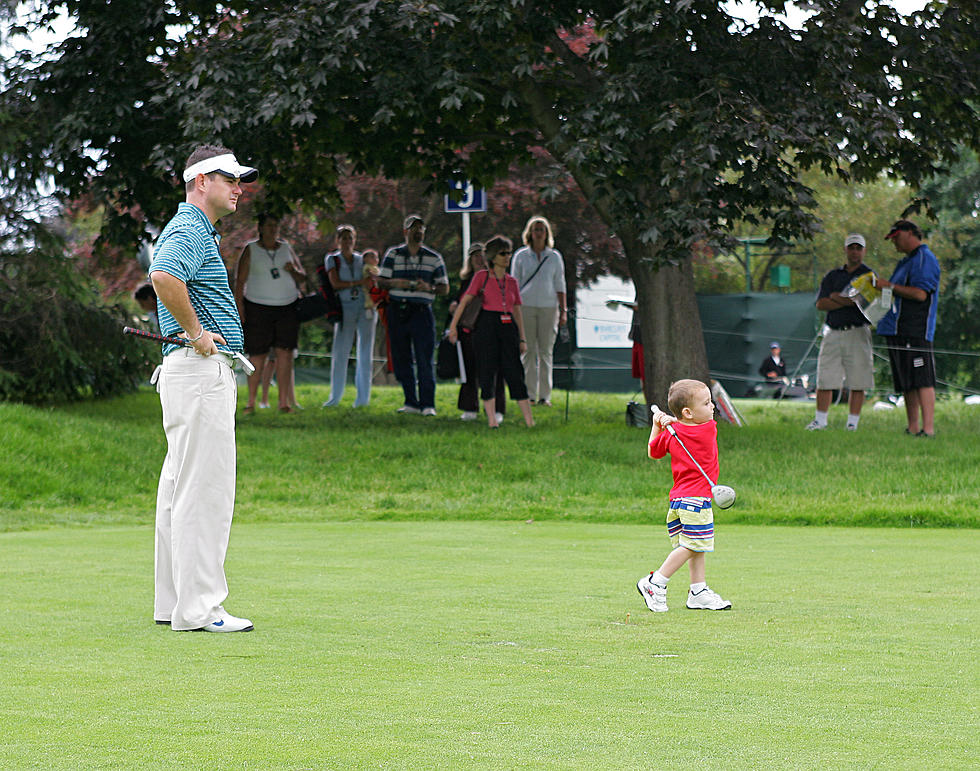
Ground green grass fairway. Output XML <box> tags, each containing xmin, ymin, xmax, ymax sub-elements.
<box><xmin>1</xmin><ymin>521</ymin><xmax>976</xmax><ymax>769</ymax></box>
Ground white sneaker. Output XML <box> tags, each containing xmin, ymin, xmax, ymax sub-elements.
<box><xmin>495</xmin><ymin>412</ymin><xmax>504</xmax><ymax>424</ymax></box>
<box><xmin>637</xmin><ymin>574</ymin><xmax>668</xmax><ymax>612</ymax></box>
<box><xmin>846</xmin><ymin>424</ymin><xmax>858</xmax><ymax>431</ymax></box>
<box><xmin>397</xmin><ymin>405</ymin><xmax>421</xmax><ymax>414</ymax></box>
<box><xmin>460</xmin><ymin>411</ymin><xmax>478</xmax><ymax>421</ymax></box>
<box><xmin>198</xmin><ymin>607</ymin><xmax>254</xmax><ymax>632</ymax></box>
<box><xmin>805</xmin><ymin>420</ymin><xmax>827</xmax><ymax>431</ymax></box>
<box><xmin>686</xmin><ymin>586</ymin><xmax>732</xmax><ymax>610</ymax></box>
<box><xmin>421</xmin><ymin>407</ymin><xmax>437</xmax><ymax>416</ymax></box>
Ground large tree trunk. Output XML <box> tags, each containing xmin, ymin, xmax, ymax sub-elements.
<box><xmin>624</xmin><ymin>239</ymin><xmax>710</xmax><ymax>407</ymax></box>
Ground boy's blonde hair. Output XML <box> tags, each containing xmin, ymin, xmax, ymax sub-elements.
<box><xmin>667</xmin><ymin>379</ymin><xmax>708</xmax><ymax>417</ymax></box>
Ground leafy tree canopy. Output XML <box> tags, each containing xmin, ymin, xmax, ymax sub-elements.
<box><xmin>920</xmin><ymin>145</ymin><xmax>980</xmax><ymax>389</ymax></box>
<box><xmin>3</xmin><ymin>0</ymin><xmax>978</xmax><ymax>399</ymax></box>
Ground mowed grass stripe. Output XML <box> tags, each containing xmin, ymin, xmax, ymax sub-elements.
<box><xmin>0</xmin><ymin>521</ymin><xmax>976</xmax><ymax>769</ymax></box>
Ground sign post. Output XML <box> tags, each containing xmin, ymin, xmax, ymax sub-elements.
<box><xmin>444</xmin><ymin>181</ymin><xmax>486</xmax><ymax>261</ymax></box>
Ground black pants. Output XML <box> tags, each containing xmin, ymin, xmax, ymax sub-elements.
<box><xmin>457</xmin><ymin>328</ymin><xmax>505</xmax><ymax>413</ymax></box>
<box><xmin>473</xmin><ymin>311</ymin><xmax>528</xmax><ymax>402</ymax></box>
<box><xmin>387</xmin><ymin>301</ymin><xmax>436</xmax><ymax>409</ymax></box>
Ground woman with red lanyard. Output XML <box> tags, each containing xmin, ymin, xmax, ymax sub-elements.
<box><xmin>447</xmin><ymin>235</ymin><xmax>535</xmax><ymax>429</ymax></box>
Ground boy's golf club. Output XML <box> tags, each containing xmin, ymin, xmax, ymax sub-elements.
<box><xmin>651</xmin><ymin>405</ymin><xmax>736</xmax><ymax>508</ymax></box>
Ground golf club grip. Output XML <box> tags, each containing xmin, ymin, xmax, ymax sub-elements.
<box><xmin>650</xmin><ymin>404</ymin><xmax>677</xmax><ymax>435</ymax></box>
<box><xmin>123</xmin><ymin>326</ymin><xmax>190</xmax><ymax>348</ymax></box>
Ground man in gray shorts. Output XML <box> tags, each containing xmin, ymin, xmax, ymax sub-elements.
<box><xmin>806</xmin><ymin>233</ymin><xmax>875</xmax><ymax>431</ymax></box>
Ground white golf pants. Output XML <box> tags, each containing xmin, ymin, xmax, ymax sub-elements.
<box><xmin>154</xmin><ymin>349</ymin><xmax>238</xmax><ymax>631</ymax></box>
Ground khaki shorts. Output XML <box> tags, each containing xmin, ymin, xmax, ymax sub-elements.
<box><xmin>816</xmin><ymin>325</ymin><xmax>874</xmax><ymax>391</ymax></box>
<box><xmin>666</xmin><ymin>497</ymin><xmax>714</xmax><ymax>552</ymax></box>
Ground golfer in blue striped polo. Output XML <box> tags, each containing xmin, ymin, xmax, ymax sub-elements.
<box><xmin>149</xmin><ymin>144</ymin><xmax>257</xmax><ymax>633</ymax></box>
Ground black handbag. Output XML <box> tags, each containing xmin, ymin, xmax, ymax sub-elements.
<box><xmin>436</xmin><ymin>334</ymin><xmax>461</xmax><ymax>379</ymax></box>
<box><xmin>296</xmin><ymin>292</ymin><xmax>328</xmax><ymax>323</ymax></box>
<box><xmin>458</xmin><ymin>271</ymin><xmax>490</xmax><ymax>330</ymax></box>
<box><xmin>296</xmin><ymin>265</ymin><xmax>342</xmax><ymax>324</ymax></box>
<box><xmin>626</xmin><ymin>399</ymin><xmax>651</xmax><ymax>427</ymax></box>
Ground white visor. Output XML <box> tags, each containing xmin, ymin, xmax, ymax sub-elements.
<box><xmin>182</xmin><ymin>153</ymin><xmax>258</xmax><ymax>183</ymax></box>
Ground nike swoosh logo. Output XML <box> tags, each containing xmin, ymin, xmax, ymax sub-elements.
<box><xmin>212</xmin><ymin>620</ymin><xmax>224</xmax><ymax>627</ymax></box>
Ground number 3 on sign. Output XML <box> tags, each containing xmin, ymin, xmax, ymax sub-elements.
<box><xmin>454</xmin><ymin>183</ymin><xmax>475</xmax><ymax>208</ymax></box>
<box><xmin>444</xmin><ymin>180</ymin><xmax>486</xmax><ymax>213</ymax></box>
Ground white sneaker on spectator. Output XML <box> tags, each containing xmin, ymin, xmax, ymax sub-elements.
<box><xmin>686</xmin><ymin>586</ymin><xmax>732</xmax><ymax>610</ymax></box>
<box><xmin>495</xmin><ymin>413</ymin><xmax>504</xmax><ymax>424</ymax></box>
<box><xmin>421</xmin><ymin>407</ymin><xmax>437</xmax><ymax>416</ymax></box>
<box><xmin>397</xmin><ymin>405</ymin><xmax>421</xmax><ymax>414</ymax></box>
<box><xmin>805</xmin><ymin>419</ymin><xmax>827</xmax><ymax>431</ymax></box>
<box><xmin>460</xmin><ymin>411</ymin><xmax>478</xmax><ymax>421</ymax></box>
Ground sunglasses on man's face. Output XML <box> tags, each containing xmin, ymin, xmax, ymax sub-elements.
<box><xmin>497</xmin><ymin>251</ymin><xmax>512</xmax><ymax>257</ymax></box>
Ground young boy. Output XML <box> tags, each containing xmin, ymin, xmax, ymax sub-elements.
<box><xmin>637</xmin><ymin>379</ymin><xmax>732</xmax><ymax>612</ymax></box>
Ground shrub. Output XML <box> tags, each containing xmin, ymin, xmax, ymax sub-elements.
<box><xmin>0</xmin><ymin>245</ymin><xmax>155</xmax><ymax>403</ymax></box>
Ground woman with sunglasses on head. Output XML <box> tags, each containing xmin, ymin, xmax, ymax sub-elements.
<box><xmin>448</xmin><ymin>235</ymin><xmax>535</xmax><ymax>429</ymax></box>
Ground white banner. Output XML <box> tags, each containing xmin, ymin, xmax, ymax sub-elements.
<box><xmin>575</xmin><ymin>276</ymin><xmax>635</xmax><ymax>348</ymax></box>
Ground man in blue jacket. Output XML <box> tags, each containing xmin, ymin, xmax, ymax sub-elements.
<box><xmin>875</xmin><ymin>220</ymin><xmax>941</xmax><ymax>437</ymax></box>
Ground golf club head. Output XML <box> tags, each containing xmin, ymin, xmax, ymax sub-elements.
<box><xmin>711</xmin><ymin>484</ymin><xmax>736</xmax><ymax>509</ymax></box>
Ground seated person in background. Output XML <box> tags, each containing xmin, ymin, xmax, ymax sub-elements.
<box><xmin>759</xmin><ymin>342</ymin><xmax>787</xmax><ymax>381</ymax></box>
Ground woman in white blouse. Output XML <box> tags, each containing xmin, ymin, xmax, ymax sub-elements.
<box><xmin>510</xmin><ymin>216</ymin><xmax>567</xmax><ymax>406</ymax></box>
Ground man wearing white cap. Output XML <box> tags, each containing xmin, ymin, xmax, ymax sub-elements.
<box><xmin>149</xmin><ymin>144</ymin><xmax>258</xmax><ymax>632</ymax></box>
<box><xmin>806</xmin><ymin>233</ymin><xmax>874</xmax><ymax>431</ymax></box>
<box><xmin>377</xmin><ymin>215</ymin><xmax>450</xmax><ymax>415</ymax></box>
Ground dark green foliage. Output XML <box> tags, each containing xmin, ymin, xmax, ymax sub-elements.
<box><xmin>921</xmin><ymin>146</ymin><xmax>980</xmax><ymax>389</ymax></box>
<box><xmin>0</xmin><ymin>245</ymin><xmax>155</xmax><ymax>403</ymax></box>
<box><xmin>3</xmin><ymin>1</ymin><xmax>979</xmax><ymax>400</ymax></box>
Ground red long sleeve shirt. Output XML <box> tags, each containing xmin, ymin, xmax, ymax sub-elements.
<box><xmin>648</xmin><ymin>420</ymin><xmax>719</xmax><ymax>499</ymax></box>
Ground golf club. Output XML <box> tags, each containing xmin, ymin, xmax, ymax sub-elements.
<box><xmin>123</xmin><ymin>326</ymin><xmax>256</xmax><ymax>375</ymax></box>
<box><xmin>650</xmin><ymin>404</ymin><xmax>736</xmax><ymax>508</ymax></box>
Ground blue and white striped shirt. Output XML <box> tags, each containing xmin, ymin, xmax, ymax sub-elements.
<box><xmin>149</xmin><ymin>203</ymin><xmax>244</xmax><ymax>355</ymax></box>
<box><xmin>379</xmin><ymin>243</ymin><xmax>448</xmax><ymax>304</ymax></box>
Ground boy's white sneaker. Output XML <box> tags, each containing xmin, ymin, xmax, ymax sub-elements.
<box><xmin>686</xmin><ymin>586</ymin><xmax>732</xmax><ymax>610</ymax></box>
<box><xmin>805</xmin><ymin>420</ymin><xmax>827</xmax><ymax>431</ymax></box>
<box><xmin>637</xmin><ymin>574</ymin><xmax>668</xmax><ymax>612</ymax></box>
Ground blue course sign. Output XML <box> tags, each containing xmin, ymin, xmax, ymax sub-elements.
<box><xmin>444</xmin><ymin>180</ymin><xmax>486</xmax><ymax>213</ymax></box>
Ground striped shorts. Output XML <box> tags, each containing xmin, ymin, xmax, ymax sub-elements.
<box><xmin>666</xmin><ymin>497</ymin><xmax>715</xmax><ymax>552</ymax></box>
